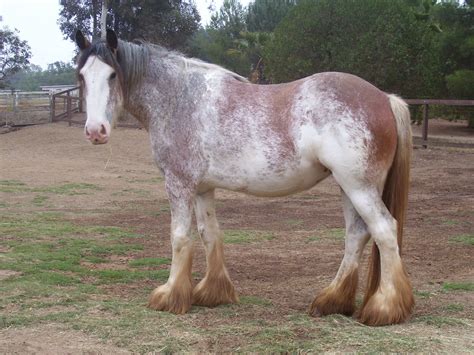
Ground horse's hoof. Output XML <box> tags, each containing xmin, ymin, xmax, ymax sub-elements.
<box><xmin>359</xmin><ymin>290</ymin><xmax>414</xmax><ymax>326</ymax></box>
<box><xmin>148</xmin><ymin>283</ymin><xmax>192</xmax><ymax>314</ymax></box>
<box><xmin>192</xmin><ymin>273</ymin><xmax>239</xmax><ymax>307</ymax></box>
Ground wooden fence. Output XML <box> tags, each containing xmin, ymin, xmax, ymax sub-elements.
<box><xmin>405</xmin><ymin>99</ymin><xmax>474</xmax><ymax>148</ymax></box>
<box><xmin>0</xmin><ymin>91</ymin><xmax>52</xmax><ymax>126</ymax></box>
<box><xmin>51</xmin><ymin>86</ymin><xmax>83</xmax><ymax>124</ymax></box>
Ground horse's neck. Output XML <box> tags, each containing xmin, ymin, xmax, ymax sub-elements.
<box><xmin>124</xmin><ymin>54</ymin><xmax>185</xmax><ymax>130</ymax></box>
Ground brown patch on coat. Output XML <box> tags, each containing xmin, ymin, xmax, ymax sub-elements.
<box><xmin>192</xmin><ymin>240</ymin><xmax>238</xmax><ymax>306</ymax></box>
<box><xmin>218</xmin><ymin>79</ymin><xmax>302</xmax><ymax>162</ymax></box>
<box><xmin>320</xmin><ymin>73</ymin><xmax>398</xmax><ymax>177</ymax></box>
<box><xmin>309</xmin><ymin>268</ymin><xmax>358</xmax><ymax>317</ymax></box>
<box><xmin>148</xmin><ymin>247</ymin><xmax>193</xmax><ymax>314</ymax></box>
<box><xmin>359</xmin><ymin>262</ymin><xmax>414</xmax><ymax>326</ymax></box>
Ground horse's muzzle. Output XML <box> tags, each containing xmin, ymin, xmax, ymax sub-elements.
<box><xmin>85</xmin><ymin>122</ymin><xmax>110</xmax><ymax>145</ymax></box>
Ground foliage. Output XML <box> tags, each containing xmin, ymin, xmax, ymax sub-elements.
<box><xmin>189</xmin><ymin>0</ymin><xmax>250</xmax><ymax>75</ymax></box>
<box><xmin>58</xmin><ymin>0</ymin><xmax>200</xmax><ymax>51</ymax></box>
<box><xmin>264</xmin><ymin>0</ymin><xmax>443</xmax><ymax>98</ymax></box>
<box><xmin>246</xmin><ymin>0</ymin><xmax>297</xmax><ymax>32</ymax></box>
<box><xmin>0</xmin><ymin>27</ymin><xmax>32</xmax><ymax>88</ymax></box>
<box><xmin>434</xmin><ymin>1</ymin><xmax>474</xmax><ymax>126</ymax></box>
<box><xmin>8</xmin><ymin>62</ymin><xmax>76</xmax><ymax>91</ymax></box>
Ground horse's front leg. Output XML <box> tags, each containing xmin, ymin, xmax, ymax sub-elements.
<box><xmin>148</xmin><ymin>186</ymin><xmax>194</xmax><ymax>314</ymax></box>
<box><xmin>192</xmin><ymin>189</ymin><xmax>238</xmax><ymax>306</ymax></box>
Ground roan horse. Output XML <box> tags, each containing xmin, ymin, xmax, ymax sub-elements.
<box><xmin>75</xmin><ymin>29</ymin><xmax>414</xmax><ymax>326</ymax></box>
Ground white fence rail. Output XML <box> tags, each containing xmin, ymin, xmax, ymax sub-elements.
<box><xmin>0</xmin><ymin>91</ymin><xmax>52</xmax><ymax>126</ymax></box>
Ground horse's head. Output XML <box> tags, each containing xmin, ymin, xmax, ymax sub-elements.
<box><xmin>75</xmin><ymin>30</ymin><xmax>123</xmax><ymax>145</ymax></box>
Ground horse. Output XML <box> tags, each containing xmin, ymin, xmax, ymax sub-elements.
<box><xmin>74</xmin><ymin>29</ymin><xmax>414</xmax><ymax>326</ymax></box>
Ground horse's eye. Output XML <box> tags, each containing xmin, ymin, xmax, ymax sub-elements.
<box><xmin>110</xmin><ymin>72</ymin><xmax>116</xmax><ymax>80</ymax></box>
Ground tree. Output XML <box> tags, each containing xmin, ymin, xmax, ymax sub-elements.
<box><xmin>189</xmin><ymin>0</ymin><xmax>250</xmax><ymax>75</ymax></box>
<box><xmin>246</xmin><ymin>0</ymin><xmax>297</xmax><ymax>32</ymax></box>
<box><xmin>0</xmin><ymin>27</ymin><xmax>32</xmax><ymax>88</ymax></box>
<box><xmin>264</xmin><ymin>0</ymin><xmax>443</xmax><ymax>98</ymax></box>
<box><xmin>9</xmin><ymin>61</ymin><xmax>76</xmax><ymax>91</ymax></box>
<box><xmin>58</xmin><ymin>0</ymin><xmax>200</xmax><ymax>51</ymax></box>
<box><xmin>434</xmin><ymin>1</ymin><xmax>474</xmax><ymax>127</ymax></box>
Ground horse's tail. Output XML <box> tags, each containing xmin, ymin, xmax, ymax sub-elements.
<box><xmin>363</xmin><ymin>94</ymin><xmax>412</xmax><ymax>306</ymax></box>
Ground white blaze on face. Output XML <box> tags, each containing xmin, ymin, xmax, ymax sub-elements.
<box><xmin>80</xmin><ymin>55</ymin><xmax>116</xmax><ymax>144</ymax></box>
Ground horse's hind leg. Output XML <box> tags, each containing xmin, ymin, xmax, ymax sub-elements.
<box><xmin>343</xmin><ymin>188</ymin><xmax>413</xmax><ymax>325</ymax></box>
<box><xmin>148</xmin><ymin>186</ymin><xmax>194</xmax><ymax>314</ymax></box>
<box><xmin>192</xmin><ymin>190</ymin><xmax>238</xmax><ymax>306</ymax></box>
<box><xmin>309</xmin><ymin>190</ymin><xmax>370</xmax><ymax>317</ymax></box>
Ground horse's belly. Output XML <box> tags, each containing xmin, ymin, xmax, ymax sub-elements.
<box><xmin>203</xmin><ymin>159</ymin><xmax>330</xmax><ymax>197</ymax></box>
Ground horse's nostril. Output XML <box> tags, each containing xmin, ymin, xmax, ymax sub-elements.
<box><xmin>100</xmin><ymin>124</ymin><xmax>107</xmax><ymax>135</ymax></box>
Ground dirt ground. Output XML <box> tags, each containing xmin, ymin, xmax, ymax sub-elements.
<box><xmin>0</xmin><ymin>120</ymin><xmax>473</xmax><ymax>353</ymax></box>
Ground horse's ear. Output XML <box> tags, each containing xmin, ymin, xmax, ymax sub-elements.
<box><xmin>106</xmin><ymin>29</ymin><xmax>118</xmax><ymax>51</ymax></box>
<box><xmin>75</xmin><ymin>30</ymin><xmax>90</xmax><ymax>50</ymax></box>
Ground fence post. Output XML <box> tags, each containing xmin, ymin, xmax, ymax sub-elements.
<box><xmin>49</xmin><ymin>92</ymin><xmax>54</xmax><ymax>123</ymax></box>
<box><xmin>78</xmin><ymin>86</ymin><xmax>83</xmax><ymax>113</ymax></box>
<box><xmin>67</xmin><ymin>90</ymin><xmax>72</xmax><ymax>126</ymax></box>
<box><xmin>422</xmin><ymin>103</ymin><xmax>429</xmax><ymax>148</ymax></box>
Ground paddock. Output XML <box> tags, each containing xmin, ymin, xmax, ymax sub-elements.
<box><xmin>0</xmin><ymin>122</ymin><xmax>472</xmax><ymax>352</ymax></box>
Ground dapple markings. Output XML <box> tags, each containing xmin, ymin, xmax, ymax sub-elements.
<box><xmin>75</xmin><ymin>30</ymin><xmax>414</xmax><ymax>326</ymax></box>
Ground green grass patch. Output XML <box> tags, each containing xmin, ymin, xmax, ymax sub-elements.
<box><xmin>285</xmin><ymin>219</ymin><xmax>304</xmax><ymax>227</ymax></box>
<box><xmin>240</xmin><ymin>295</ymin><xmax>273</xmax><ymax>306</ymax></box>
<box><xmin>32</xmin><ymin>195</ymin><xmax>49</xmax><ymax>206</ymax></box>
<box><xmin>414</xmin><ymin>290</ymin><xmax>433</xmax><ymax>299</ymax></box>
<box><xmin>129</xmin><ymin>257</ymin><xmax>171</xmax><ymax>267</ymax></box>
<box><xmin>93</xmin><ymin>269</ymin><xmax>169</xmax><ymax>284</ymax></box>
<box><xmin>441</xmin><ymin>219</ymin><xmax>460</xmax><ymax>226</ymax></box>
<box><xmin>443</xmin><ymin>303</ymin><xmax>464</xmax><ymax>312</ymax></box>
<box><xmin>450</xmin><ymin>234</ymin><xmax>474</xmax><ymax>246</ymax></box>
<box><xmin>0</xmin><ymin>181</ymin><xmax>101</xmax><ymax>195</ymax></box>
<box><xmin>308</xmin><ymin>228</ymin><xmax>346</xmax><ymax>243</ymax></box>
<box><xmin>442</xmin><ymin>282</ymin><xmax>474</xmax><ymax>292</ymax></box>
<box><xmin>416</xmin><ymin>315</ymin><xmax>470</xmax><ymax>327</ymax></box>
<box><xmin>223</xmin><ymin>230</ymin><xmax>274</xmax><ymax>244</ymax></box>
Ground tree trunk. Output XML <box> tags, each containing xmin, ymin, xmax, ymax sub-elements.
<box><xmin>92</xmin><ymin>0</ymin><xmax>99</xmax><ymax>40</ymax></box>
<box><xmin>101</xmin><ymin>0</ymin><xmax>108</xmax><ymax>40</ymax></box>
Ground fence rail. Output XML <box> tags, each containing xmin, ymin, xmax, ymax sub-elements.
<box><xmin>0</xmin><ymin>91</ymin><xmax>52</xmax><ymax>125</ymax></box>
<box><xmin>405</xmin><ymin>99</ymin><xmax>474</xmax><ymax>147</ymax></box>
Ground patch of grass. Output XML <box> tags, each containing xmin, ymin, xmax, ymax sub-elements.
<box><xmin>308</xmin><ymin>228</ymin><xmax>345</xmax><ymax>243</ymax></box>
<box><xmin>112</xmin><ymin>188</ymin><xmax>150</xmax><ymax>197</ymax></box>
<box><xmin>41</xmin><ymin>183</ymin><xmax>101</xmax><ymax>196</ymax></box>
<box><xmin>442</xmin><ymin>282</ymin><xmax>474</xmax><ymax>292</ymax></box>
<box><xmin>240</xmin><ymin>295</ymin><xmax>273</xmax><ymax>306</ymax></box>
<box><xmin>441</xmin><ymin>219</ymin><xmax>460</xmax><ymax>226</ymax></box>
<box><xmin>32</xmin><ymin>195</ymin><xmax>49</xmax><ymax>206</ymax></box>
<box><xmin>0</xmin><ymin>179</ymin><xmax>26</xmax><ymax>186</ymax></box>
<box><xmin>93</xmin><ymin>269</ymin><xmax>169</xmax><ymax>284</ymax></box>
<box><xmin>327</xmin><ymin>228</ymin><xmax>345</xmax><ymax>240</ymax></box>
<box><xmin>285</xmin><ymin>219</ymin><xmax>304</xmax><ymax>227</ymax></box>
<box><xmin>223</xmin><ymin>230</ymin><xmax>274</xmax><ymax>244</ymax></box>
<box><xmin>414</xmin><ymin>290</ymin><xmax>433</xmax><ymax>299</ymax></box>
<box><xmin>129</xmin><ymin>257</ymin><xmax>171</xmax><ymax>267</ymax></box>
<box><xmin>443</xmin><ymin>303</ymin><xmax>464</xmax><ymax>312</ymax></box>
<box><xmin>450</xmin><ymin>234</ymin><xmax>474</xmax><ymax>246</ymax></box>
<box><xmin>0</xmin><ymin>182</ymin><xmax>101</xmax><ymax>195</ymax></box>
<box><xmin>416</xmin><ymin>315</ymin><xmax>470</xmax><ymax>327</ymax></box>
